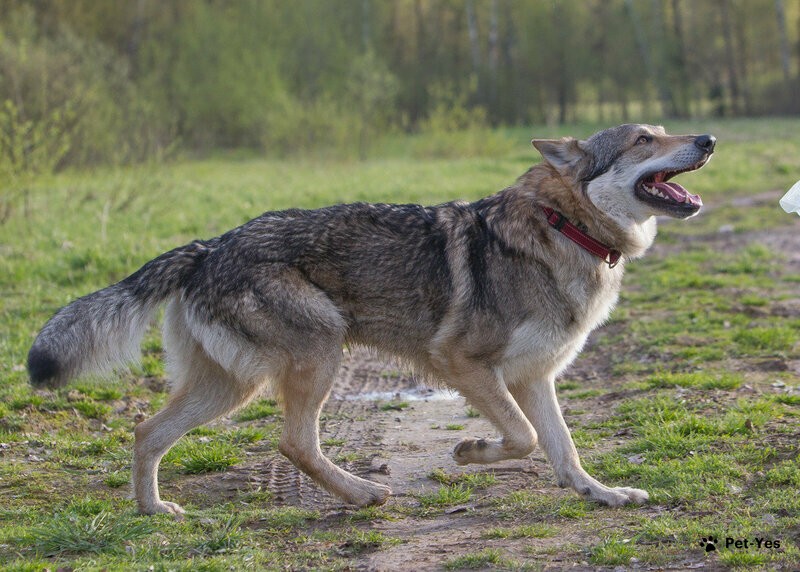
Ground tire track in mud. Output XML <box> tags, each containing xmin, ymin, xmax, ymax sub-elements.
<box><xmin>185</xmin><ymin>348</ymin><xmax>418</xmax><ymax>509</ymax></box>
<box><xmin>244</xmin><ymin>346</ymin><xmax>525</xmax><ymax>507</ymax></box>
<box><xmin>259</xmin><ymin>400</ymin><xmax>389</xmax><ymax>509</ymax></box>
<box><xmin>180</xmin><ymin>349</ymin><xmax>527</xmax><ymax>510</ymax></box>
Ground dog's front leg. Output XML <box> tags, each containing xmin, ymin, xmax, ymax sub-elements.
<box><xmin>440</xmin><ymin>364</ymin><xmax>538</xmax><ymax>465</ymax></box>
<box><xmin>510</xmin><ymin>379</ymin><xmax>649</xmax><ymax>507</ymax></box>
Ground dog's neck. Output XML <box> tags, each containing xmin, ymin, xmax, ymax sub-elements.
<box><xmin>515</xmin><ymin>164</ymin><xmax>658</xmax><ymax>260</ymax></box>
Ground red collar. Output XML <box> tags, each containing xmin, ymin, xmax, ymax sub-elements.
<box><xmin>541</xmin><ymin>206</ymin><xmax>622</xmax><ymax>268</ymax></box>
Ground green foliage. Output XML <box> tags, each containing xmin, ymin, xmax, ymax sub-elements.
<box><xmin>421</xmin><ymin>80</ymin><xmax>492</xmax><ymax>133</ymax></box>
<box><xmin>191</xmin><ymin>516</ymin><xmax>245</xmax><ymax>557</ymax></box>
<box><xmin>103</xmin><ymin>472</ymin><xmax>130</xmax><ymax>489</ymax></box>
<box><xmin>733</xmin><ymin>327</ymin><xmax>797</xmax><ymax>353</ymax></box>
<box><xmin>379</xmin><ymin>401</ymin><xmax>410</xmax><ymax>411</ymax></box>
<box><xmin>345</xmin><ymin>50</ymin><xmax>399</xmax><ymax>159</ymax></box>
<box><xmin>428</xmin><ymin>469</ymin><xmax>496</xmax><ymax>489</ymax></box>
<box><xmin>765</xmin><ymin>460</ymin><xmax>800</xmax><ymax>487</ymax></box>
<box><xmin>235</xmin><ymin>399</ymin><xmax>280</xmax><ymax>422</ymax></box>
<box><xmin>0</xmin><ymin>5</ymin><xmax>172</xmax><ymax>175</ymax></box>
<box><xmin>644</xmin><ymin>371</ymin><xmax>743</xmax><ymax>390</ymax></box>
<box><xmin>336</xmin><ymin>529</ymin><xmax>400</xmax><ymax>555</ymax></box>
<box><xmin>418</xmin><ymin>484</ymin><xmax>473</xmax><ymax>508</ymax></box>
<box><xmin>74</xmin><ymin>384</ymin><xmax>124</xmax><ymax>402</ymax></box>
<box><xmin>258</xmin><ymin>507</ymin><xmax>319</xmax><ymax>534</ymax></box>
<box><xmin>221</xmin><ymin>427</ymin><xmax>265</xmax><ymax>446</ymax></box>
<box><xmin>25</xmin><ymin>510</ymin><xmax>155</xmax><ymax>556</ymax></box>
<box><xmin>443</xmin><ymin>548</ymin><xmax>509</xmax><ymax>570</ymax></box>
<box><xmin>0</xmin><ymin>100</ymin><xmax>73</xmax><ymax>222</ymax></box>
<box><xmin>413</xmin><ymin>81</ymin><xmax>516</xmax><ymax>158</ymax></box>
<box><xmin>72</xmin><ymin>400</ymin><xmax>112</xmax><ymax>420</ymax></box>
<box><xmin>168</xmin><ymin>1</ymin><xmax>284</xmax><ymax>150</ymax></box>
<box><xmin>589</xmin><ymin>537</ymin><xmax>637</xmax><ymax>566</ymax></box>
<box><xmin>483</xmin><ymin>524</ymin><xmax>556</xmax><ymax>539</ymax></box>
<box><xmin>168</xmin><ymin>440</ymin><xmax>241</xmax><ymax>474</ymax></box>
<box><xmin>0</xmin><ymin>0</ymin><xmax>798</xmax><ymax>176</ymax></box>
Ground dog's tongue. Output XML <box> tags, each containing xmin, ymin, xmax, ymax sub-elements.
<box><xmin>650</xmin><ymin>181</ymin><xmax>703</xmax><ymax>207</ymax></box>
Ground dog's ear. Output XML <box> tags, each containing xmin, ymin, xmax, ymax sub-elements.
<box><xmin>532</xmin><ymin>138</ymin><xmax>588</xmax><ymax>176</ymax></box>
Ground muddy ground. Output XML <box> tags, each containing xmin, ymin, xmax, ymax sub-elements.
<box><xmin>162</xmin><ymin>193</ymin><xmax>799</xmax><ymax>571</ymax></box>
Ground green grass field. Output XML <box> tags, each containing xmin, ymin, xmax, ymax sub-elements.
<box><xmin>1</xmin><ymin>118</ymin><xmax>799</xmax><ymax>570</ymax></box>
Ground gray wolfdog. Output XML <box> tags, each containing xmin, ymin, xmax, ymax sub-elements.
<box><xmin>28</xmin><ymin>124</ymin><xmax>715</xmax><ymax>515</ymax></box>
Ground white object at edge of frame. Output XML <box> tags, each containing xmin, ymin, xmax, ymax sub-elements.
<box><xmin>780</xmin><ymin>180</ymin><xmax>800</xmax><ymax>215</ymax></box>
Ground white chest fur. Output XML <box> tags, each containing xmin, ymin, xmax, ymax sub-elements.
<box><xmin>501</xmin><ymin>270</ymin><xmax>621</xmax><ymax>383</ymax></box>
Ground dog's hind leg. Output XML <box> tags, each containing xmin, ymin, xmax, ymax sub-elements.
<box><xmin>133</xmin><ymin>307</ymin><xmax>262</xmax><ymax>516</ymax></box>
<box><xmin>510</xmin><ymin>379</ymin><xmax>649</xmax><ymax>507</ymax></box>
<box><xmin>277</xmin><ymin>348</ymin><xmax>392</xmax><ymax>507</ymax></box>
<box><xmin>442</xmin><ymin>363</ymin><xmax>538</xmax><ymax>465</ymax></box>
<box><xmin>133</xmin><ymin>365</ymin><xmax>256</xmax><ymax>516</ymax></box>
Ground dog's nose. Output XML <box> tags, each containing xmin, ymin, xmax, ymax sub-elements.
<box><xmin>695</xmin><ymin>134</ymin><xmax>716</xmax><ymax>153</ymax></box>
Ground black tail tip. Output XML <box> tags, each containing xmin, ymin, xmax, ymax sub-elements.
<box><xmin>27</xmin><ymin>345</ymin><xmax>65</xmax><ymax>388</ymax></box>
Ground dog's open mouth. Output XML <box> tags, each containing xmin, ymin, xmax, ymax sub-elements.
<box><xmin>635</xmin><ymin>161</ymin><xmax>706</xmax><ymax>217</ymax></box>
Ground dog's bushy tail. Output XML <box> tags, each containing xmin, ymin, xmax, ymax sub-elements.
<box><xmin>28</xmin><ymin>240</ymin><xmax>214</xmax><ymax>389</ymax></box>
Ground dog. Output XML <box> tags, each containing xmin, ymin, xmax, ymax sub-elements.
<box><xmin>28</xmin><ymin>124</ymin><xmax>715</xmax><ymax>515</ymax></box>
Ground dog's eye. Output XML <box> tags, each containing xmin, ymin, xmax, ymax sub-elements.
<box><xmin>636</xmin><ymin>135</ymin><xmax>652</xmax><ymax>145</ymax></box>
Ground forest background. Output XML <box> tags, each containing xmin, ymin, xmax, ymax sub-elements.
<box><xmin>1</xmin><ymin>0</ymin><xmax>800</xmax><ymax>177</ymax></box>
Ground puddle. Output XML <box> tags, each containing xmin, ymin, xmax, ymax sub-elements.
<box><xmin>334</xmin><ymin>388</ymin><xmax>460</xmax><ymax>402</ymax></box>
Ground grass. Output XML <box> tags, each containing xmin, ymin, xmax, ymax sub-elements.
<box><xmin>379</xmin><ymin>401</ymin><xmax>410</xmax><ymax>411</ymax></box>
<box><xmin>235</xmin><ymin>399</ymin><xmax>280</xmax><ymax>422</ymax></box>
<box><xmin>418</xmin><ymin>484</ymin><xmax>473</xmax><ymax>508</ymax></box>
<box><xmin>103</xmin><ymin>471</ymin><xmax>130</xmax><ymax>488</ymax></box>
<box><xmin>589</xmin><ymin>536</ymin><xmax>637</xmax><ymax>566</ymax></box>
<box><xmin>190</xmin><ymin>515</ymin><xmax>245</xmax><ymax>556</ymax></box>
<box><xmin>483</xmin><ymin>524</ymin><xmax>556</xmax><ymax>539</ymax></box>
<box><xmin>443</xmin><ymin>548</ymin><xmax>512</xmax><ymax>570</ymax></box>
<box><xmin>643</xmin><ymin>371</ymin><xmax>743</xmax><ymax>390</ymax></box>
<box><xmin>167</xmin><ymin>440</ymin><xmax>242</xmax><ymax>474</ymax></box>
<box><xmin>334</xmin><ymin>529</ymin><xmax>401</xmax><ymax>555</ymax></box>
<box><xmin>1</xmin><ymin>118</ymin><xmax>799</xmax><ymax>569</ymax></box>
<box><xmin>428</xmin><ymin>468</ymin><xmax>497</xmax><ymax>489</ymax></box>
<box><xmin>25</xmin><ymin>510</ymin><xmax>156</xmax><ymax>557</ymax></box>
<box><xmin>72</xmin><ymin>400</ymin><xmax>112</xmax><ymax>420</ymax></box>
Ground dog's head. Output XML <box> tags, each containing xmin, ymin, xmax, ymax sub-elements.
<box><xmin>533</xmin><ymin>124</ymin><xmax>715</xmax><ymax>221</ymax></box>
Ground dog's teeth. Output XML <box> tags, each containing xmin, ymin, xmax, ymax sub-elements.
<box><xmin>643</xmin><ymin>184</ymin><xmax>668</xmax><ymax>200</ymax></box>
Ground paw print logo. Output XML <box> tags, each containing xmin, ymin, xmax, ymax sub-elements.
<box><xmin>699</xmin><ymin>536</ymin><xmax>718</xmax><ymax>552</ymax></box>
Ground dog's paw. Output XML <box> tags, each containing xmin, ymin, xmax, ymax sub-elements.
<box><xmin>585</xmin><ymin>486</ymin><xmax>649</xmax><ymax>507</ymax></box>
<box><xmin>345</xmin><ymin>482</ymin><xmax>392</xmax><ymax>507</ymax></box>
<box><xmin>139</xmin><ymin>500</ymin><xmax>186</xmax><ymax>519</ymax></box>
<box><xmin>452</xmin><ymin>438</ymin><xmax>490</xmax><ymax>465</ymax></box>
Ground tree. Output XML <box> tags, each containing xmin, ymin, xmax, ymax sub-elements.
<box><xmin>775</xmin><ymin>0</ymin><xmax>791</xmax><ymax>84</ymax></box>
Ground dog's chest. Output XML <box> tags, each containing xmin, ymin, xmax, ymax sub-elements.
<box><xmin>503</xmin><ymin>271</ymin><xmax>620</xmax><ymax>362</ymax></box>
